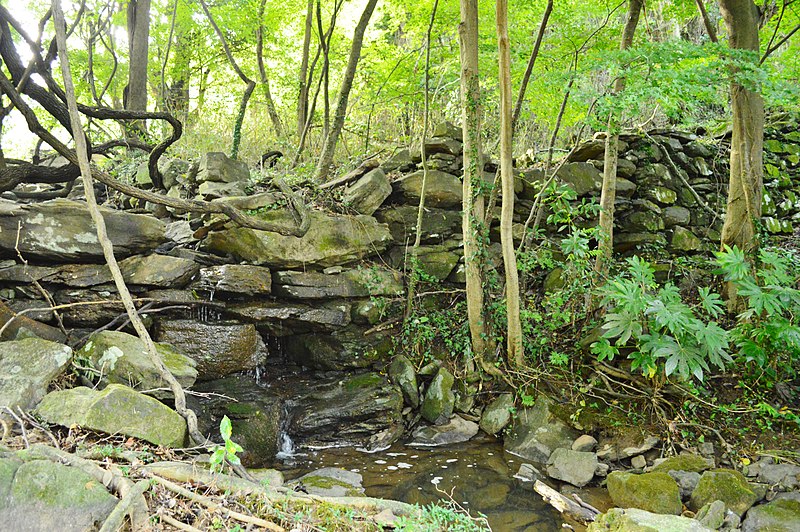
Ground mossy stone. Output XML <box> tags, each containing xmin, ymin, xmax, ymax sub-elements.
<box><xmin>742</xmin><ymin>498</ymin><xmax>800</xmax><ymax>531</ymax></box>
<box><xmin>588</xmin><ymin>508</ymin><xmax>714</xmax><ymax>532</ymax></box>
<box><xmin>652</xmin><ymin>454</ymin><xmax>713</xmax><ymax>474</ymax></box>
<box><xmin>689</xmin><ymin>469</ymin><xmax>758</xmax><ymax>517</ymax></box>
<box><xmin>670</xmin><ymin>226</ymin><xmax>702</xmax><ymax>251</ymax></box>
<box><xmin>388</xmin><ymin>355</ymin><xmax>419</xmax><ymax>408</ymax></box>
<box><xmin>420</xmin><ymin>368</ymin><xmax>455</xmax><ymax>425</ymax></box>
<box><xmin>607</xmin><ymin>471</ymin><xmax>683</xmax><ymax>515</ymax></box>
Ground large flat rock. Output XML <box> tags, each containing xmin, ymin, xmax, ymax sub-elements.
<box><xmin>0</xmin><ymin>339</ymin><xmax>72</xmax><ymax>412</ymax></box>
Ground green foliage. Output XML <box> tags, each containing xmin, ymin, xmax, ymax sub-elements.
<box><xmin>394</xmin><ymin>501</ymin><xmax>488</xmax><ymax>531</ymax></box>
<box><xmin>592</xmin><ymin>256</ymin><xmax>731</xmax><ymax>381</ymax></box>
<box><xmin>209</xmin><ymin>415</ymin><xmax>244</xmax><ymax>473</ymax></box>
<box><xmin>716</xmin><ymin>246</ymin><xmax>800</xmax><ymax>383</ymax></box>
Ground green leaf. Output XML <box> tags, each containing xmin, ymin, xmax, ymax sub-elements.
<box><xmin>220</xmin><ymin>415</ymin><xmax>233</xmax><ymax>441</ymax></box>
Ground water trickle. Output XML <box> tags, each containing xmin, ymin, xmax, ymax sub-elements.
<box><xmin>276</xmin><ymin>432</ymin><xmax>295</xmax><ymax>460</ymax></box>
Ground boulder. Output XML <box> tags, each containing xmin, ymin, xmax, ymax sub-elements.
<box><xmin>272</xmin><ymin>267</ymin><xmax>402</xmax><ymax>299</ymax></box>
<box><xmin>504</xmin><ymin>395</ymin><xmax>578</xmax><ymax>463</ymax></box>
<box><xmin>616</xmin><ymin>178</ymin><xmax>637</xmax><ymax>197</ymax></box>
<box><xmin>432</xmin><ymin>121</ymin><xmax>463</xmax><ymax>141</ymax></box>
<box><xmin>568</xmin><ymin>140</ymin><xmax>605</xmax><ymax>162</ymax></box>
<box><xmin>742</xmin><ymin>498</ymin><xmax>800</xmax><ymax>532</ymax></box>
<box><xmin>393</xmin><ymin>170</ymin><xmax>462</xmax><ymax>208</ymax></box>
<box><xmin>546</xmin><ymin>448</ymin><xmax>597</xmax><ymax>487</ymax></box>
<box><xmin>662</xmin><ymin>206</ymin><xmax>691</xmax><ymax>227</ymax></box>
<box><xmin>669</xmin><ymin>470</ymin><xmax>702</xmax><ymax>500</ymax></box>
<box><xmin>479</xmin><ymin>393</ymin><xmax>515</xmax><ymax>435</ymax></box>
<box><xmin>202</xmin><ymin>210</ymin><xmax>393</xmax><ymax>269</ymax></box>
<box><xmin>424</xmin><ymin>137</ymin><xmax>463</xmax><ymax>157</ymax></box>
<box><xmin>670</xmin><ymin>226</ymin><xmax>702</xmax><ymax>252</ymax></box>
<box><xmin>556</xmin><ymin>162</ymin><xmax>602</xmax><ymax>196</ymax></box>
<box><xmin>613</xmin><ymin>232</ymin><xmax>668</xmax><ymax>253</ymax></box>
<box><xmin>0</xmin><ymin>339</ymin><xmax>72</xmax><ymax>411</ymax></box>
<box><xmin>410</xmin><ymin>415</ymin><xmax>479</xmax><ymax>446</ymax></box>
<box><xmin>229</xmin><ymin>300</ymin><xmax>351</xmax><ymax>334</ymax></box>
<box><xmin>0</xmin><ymin>457</ymin><xmax>117</xmax><ymax>530</ymax></box>
<box><xmin>695</xmin><ymin>500</ymin><xmax>726</xmax><ymax>530</ymax></box>
<box><xmin>188</xmin><ymin>377</ymin><xmax>282</xmax><ymax>467</ymax></box>
<box><xmin>78</xmin><ymin>330</ymin><xmax>197</xmax><ymax>399</ymax></box>
<box><xmin>119</xmin><ymin>254</ymin><xmax>198</xmax><ymax>287</ymax></box>
<box><xmin>381</xmin><ymin>149</ymin><xmax>416</xmax><ymax>173</ymax></box>
<box><xmin>689</xmin><ymin>469</ymin><xmax>758</xmax><ymax>517</ymax></box>
<box><xmin>375</xmin><ymin>205</ymin><xmax>462</xmax><ymax>244</ymax></box>
<box><xmin>291</xmin><ymin>468</ymin><xmax>364</xmax><ymax>497</ymax></box>
<box><xmin>652</xmin><ymin>454</ymin><xmax>713</xmax><ymax>474</ymax></box>
<box><xmin>388</xmin><ymin>355</ymin><xmax>419</xmax><ymax>408</ymax></box>
<box><xmin>287</xmin><ymin>373</ymin><xmax>403</xmax><ymax>450</ymax></box>
<box><xmin>0</xmin><ymin>199</ymin><xmax>166</xmax><ymax>262</ymax></box>
<box><xmin>283</xmin><ymin>325</ymin><xmax>391</xmax><ymax>370</ymax></box>
<box><xmin>573</xmin><ymin>435</ymin><xmax>598</xmax><ymax>452</ymax></box>
<box><xmin>154</xmin><ymin>320</ymin><xmax>263</xmax><ymax>380</ymax></box>
<box><xmin>36</xmin><ymin>384</ymin><xmax>187</xmax><ymax>447</ymax></box>
<box><xmin>756</xmin><ymin>463</ymin><xmax>800</xmax><ymax>490</ymax></box>
<box><xmin>606</xmin><ymin>471</ymin><xmax>683</xmax><ymax>515</ymax></box>
<box><xmin>197</xmin><ymin>264</ymin><xmax>272</xmax><ymax>296</ymax></box>
<box><xmin>343</xmin><ymin>168</ymin><xmax>392</xmax><ymax>215</ymax></box>
<box><xmin>588</xmin><ymin>508</ymin><xmax>713</xmax><ymax>532</ymax></box>
<box><xmin>196</xmin><ymin>152</ymin><xmax>250</xmax><ymax>183</ymax></box>
<box><xmin>420</xmin><ymin>368</ymin><xmax>455</xmax><ymax>425</ymax></box>
<box><xmin>597</xmin><ymin>435</ymin><xmax>660</xmax><ymax>461</ymax></box>
<box><xmin>649</xmin><ymin>186</ymin><xmax>678</xmax><ymax>205</ymax></box>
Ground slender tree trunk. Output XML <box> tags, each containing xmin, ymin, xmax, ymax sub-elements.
<box><xmin>695</xmin><ymin>0</ymin><xmax>719</xmax><ymax>42</ymax></box>
<box><xmin>298</xmin><ymin>0</ymin><xmax>314</xmax><ymax>138</ymax></box>
<box><xmin>718</xmin><ymin>0</ymin><xmax>764</xmax><ymax>308</ymax></box>
<box><xmin>126</xmin><ymin>0</ymin><xmax>150</xmax><ymax>131</ymax></box>
<box><xmin>594</xmin><ymin>0</ymin><xmax>643</xmax><ymax>276</ymax></box>
<box><xmin>497</xmin><ymin>0</ymin><xmax>523</xmax><ymax>367</ymax></box>
<box><xmin>314</xmin><ymin>0</ymin><xmax>379</xmax><ymax>182</ymax></box>
<box><xmin>511</xmin><ymin>0</ymin><xmax>552</xmax><ymax>133</ymax></box>
<box><xmin>459</xmin><ymin>0</ymin><xmax>488</xmax><ymax>368</ymax></box>
<box><xmin>406</xmin><ymin>0</ymin><xmax>439</xmax><ymax>320</ymax></box>
<box><xmin>256</xmin><ymin>0</ymin><xmax>283</xmax><ymax>138</ymax></box>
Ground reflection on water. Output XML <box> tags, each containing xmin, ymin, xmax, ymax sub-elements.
<box><xmin>276</xmin><ymin>436</ymin><xmax>565</xmax><ymax>531</ymax></box>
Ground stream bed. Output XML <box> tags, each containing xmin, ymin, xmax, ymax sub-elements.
<box><xmin>275</xmin><ymin>438</ymin><xmax>566</xmax><ymax>531</ymax></box>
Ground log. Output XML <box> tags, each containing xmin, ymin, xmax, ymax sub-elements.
<box><xmin>319</xmin><ymin>158</ymin><xmax>380</xmax><ymax>189</ymax></box>
<box><xmin>534</xmin><ymin>479</ymin><xmax>598</xmax><ymax>524</ymax></box>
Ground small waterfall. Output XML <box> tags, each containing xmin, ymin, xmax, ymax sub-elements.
<box><xmin>276</xmin><ymin>432</ymin><xmax>295</xmax><ymax>459</ymax></box>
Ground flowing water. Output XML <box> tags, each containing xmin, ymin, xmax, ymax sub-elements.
<box><xmin>275</xmin><ymin>437</ymin><xmax>569</xmax><ymax>531</ymax></box>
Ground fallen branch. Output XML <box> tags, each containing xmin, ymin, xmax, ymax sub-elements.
<box><xmin>534</xmin><ymin>479</ymin><xmax>598</xmax><ymax>524</ymax></box>
<box><xmin>99</xmin><ymin>478</ymin><xmax>152</xmax><ymax>532</ymax></box>
<box><xmin>319</xmin><ymin>158</ymin><xmax>380</xmax><ymax>189</ymax></box>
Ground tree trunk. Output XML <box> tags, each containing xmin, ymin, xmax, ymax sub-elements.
<box><xmin>511</xmin><ymin>0</ymin><xmax>552</xmax><ymax>133</ymax></box>
<box><xmin>314</xmin><ymin>0</ymin><xmax>379</xmax><ymax>182</ymax></box>
<box><xmin>256</xmin><ymin>0</ymin><xmax>283</xmax><ymax>138</ymax></box>
<box><xmin>297</xmin><ymin>0</ymin><xmax>314</xmax><ymax>138</ymax></box>
<box><xmin>497</xmin><ymin>0</ymin><xmax>523</xmax><ymax>367</ymax></box>
<box><xmin>459</xmin><ymin>0</ymin><xmax>488</xmax><ymax>367</ymax></box>
<box><xmin>126</xmin><ymin>0</ymin><xmax>150</xmax><ymax>130</ymax></box>
<box><xmin>594</xmin><ymin>0</ymin><xmax>643</xmax><ymax>276</ymax></box>
<box><xmin>718</xmin><ymin>0</ymin><xmax>764</xmax><ymax>307</ymax></box>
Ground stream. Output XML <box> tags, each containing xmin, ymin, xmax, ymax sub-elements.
<box><xmin>275</xmin><ymin>438</ymin><xmax>566</xmax><ymax>531</ymax></box>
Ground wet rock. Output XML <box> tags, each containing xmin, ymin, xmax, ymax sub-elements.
<box><xmin>287</xmin><ymin>373</ymin><xmax>403</xmax><ymax>450</ymax></box>
<box><xmin>197</xmin><ymin>152</ymin><xmax>250</xmax><ymax>183</ymax></box>
<box><xmin>573</xmin><ymin>435</ymin><xmax>598</xmax><ymax>452</ymax></box>
<box><xmin>606</xmin><ymin>471</ymin><xmax>683</xmax><ymax>515</ymax></box>
<box><xmin>272</xmin><ymin>267</ymin><xmax>402</xmax><ymax>299</ymax></box>
<box><xmin>343</xmin><ymin>168</ymin><xmax>392</xmax><ymax>215</ymax></box>
<box><xmin>292</xmin><ymin>468</ymin><xmax>364</xmax><ymax>497</ymax></box>
<box><xmin>504</xmin><ymin>395</ymin><xmax>578</xmax><ymax>464</ymax></box>
<box><xmin>742</xmin><ymin>497</ymin><xmax>800</xmax><ymax>532</ymax></box>
<box><xmin>669</xmin><ymin>470</ymin><xmax>701</xmax><ymax>500</ymax></box>
<box><xmin>36</xmin><ymin>384</ymin><xmax>187</xmax><ymax>447</ymax></box>
<box><xmin>229</xmin><ymin>300</ymin><xmax>351</xmax><ymax>333</ymax></box>
<box><xmin>0</xmin><ymin>339</ymin><xmax>72</xmax><ymax>412</ymax></box>
<box><xmin>155</xmin><ymin>320</ymin><xmax>263</xmax><ymax>380</ymax></box>
<box><xmin>597</xmin><ymin>435</ymin><xmax>660</xmax><ymax>461</ymax></box>
<box><xmin>652</xmin><ymin>454</ymin><xmax>714</xmax><ymax>474</ymax></box>
<box><xmin>479</xmin><ymin>393</ymin><xmax>515</xmax><ymax>435</ymax></box>
<box><xmin>410</xmin><ymin>414</ymin><xmax>479</xmax><ymax>446</ymax></box>
<box><xmin>546</xmin><ymin>448</ymin><xmax>597</xmax><ymax>487</ymax></box>
<box><xmin>79</xmin><ymin>330</ymin><xmax>197</xmax><ymax>399</ymax></box>
<box><xmin>283</xmin><ymin>325</ymin><xmax>390</xmax><ymax>370</ymax></box>
<box><xmin>393</xmin><ymin>170</ymin><xmax>462</xmax><ymax>208</ymax></box>
<box><xmin>695</xmin><ymin>500</ymin><xmax>726</xmax><ymax>530</ymax></box>
<box><xmin>588</xmin><ymin>508</ymin><xmax>713</xmax><ymax>532</ymax></box>
<box><xmin>0</xmin><ymin>457</ymin><xmax>117</xmax><ymax>530</ymax></box>
<box><xmin>514</xmin><ymin>463</ymin><xmax>542</xmax><ymax>483</ymax></box>
<box><xmin>189</xmin><ymin>377</ymin><xmax>282</xmax><ymax>467</ymax></box>
<box><xmin>202</xmin><ymin>210</ymin><xmax>393</xmax><ymax>269</ymax></box>
<box><xmin>420</xmin><ymin>368</ymin><xmax>455</xmax><ymax>425</ymax></box>
<box><xmin>0</xmin><ymin>199</ymin><xmax>166</xmax><ymax>262</ymax></box>
<box><xmin>196</xmin><ymin>264</ymin><xmax>272</xmax><ymax>296</ymax></box>
<box><xmin>689</xmin><ymin>469</ymin><xmax>758</xmax><ymax>517</ymax></box>
<box><xmin>557</xmin><ymin>162</ymin><xmax>602</xmax><ymax>196</ymax></box>
<box><xmin>388</xmin><ymin>355</ymin><xmax>418</xmax><ymax>408</ymax></box>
